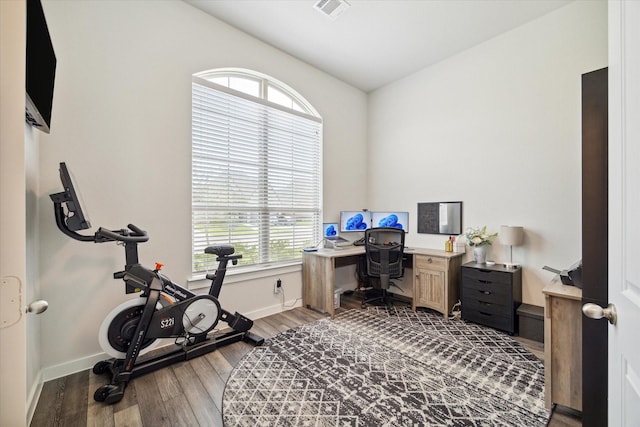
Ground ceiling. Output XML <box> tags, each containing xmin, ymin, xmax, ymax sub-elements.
<box><xmin>184</xmin><ymin>0</ymin><xmax>573</xmax><ymax>93</ymax></box>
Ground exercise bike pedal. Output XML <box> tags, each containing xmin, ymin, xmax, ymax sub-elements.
<box><xmin>225</xmin><ymin>312</ymin><xmax>253</xmax><ymax>332</ymax></box>
<box><xmin>92</xmin><ymin>360</ymin><xmax>113</xmax><ymax>376</ymax></box>
<box><xmin>94</xmin><ymin>383</ymin><xmax>125</xmax><ymax>404</ymax></box>
<box><xmin>243</xmin><ymin>331</ymin><xmax>265</xmax><ymax>346</ymax></box>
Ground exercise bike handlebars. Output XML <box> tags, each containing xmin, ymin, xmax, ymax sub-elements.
<box><xmin>96</xmin><ymin>224</ymin><xmax>149</xmax><ymax>243</ymax></box>
<box><xmin>54</xmin><ymin>202</ymin><xmax>148</xmax><ymax>244</ymax></box>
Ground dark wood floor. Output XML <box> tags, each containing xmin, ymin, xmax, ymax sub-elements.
<box><xmin>30</xmin><ymin>295</ymin><xmax>581</xmax><ymax>426</ymax></box>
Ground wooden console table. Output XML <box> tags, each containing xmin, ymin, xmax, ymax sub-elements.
<box><xmin>302</xmin><ymin>246</ymin><xmax>464</xmax><ymax>318</ymax></box>
<box><xmin>543</xmin><ymin>282</ymin><xmax>582</xmax><ymax>412</ymax></box>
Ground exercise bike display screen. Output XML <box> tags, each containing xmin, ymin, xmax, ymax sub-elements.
<box><xmin>50</xmin><ymin>162</ymin><xmax>91</xmax><ymax>231</ymax></box>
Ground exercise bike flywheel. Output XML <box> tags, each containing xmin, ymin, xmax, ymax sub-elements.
<box><xmin>180</xmin><ymin>295</ymin><xmax>221</xmax><ymax>336</ymax></box>
<box><xmin>99</xmin><ymin>294</ymin><xmax>223</xmax><ymax>359</ymax></box>
<box><xmin>99</xmin><ymin>298</ymin><xmax>166</xmax><ymax>359</ymax></box>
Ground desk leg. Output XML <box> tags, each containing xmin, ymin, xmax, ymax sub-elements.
<box><xmin>302</xmin><ymin>253</ymin><xmax>335</xmax><ymax>317</ymax></box>
<box><xmin>544</xmin><ymin>294</ymin><xmax>552</xmax><ymax>409</ymax></box>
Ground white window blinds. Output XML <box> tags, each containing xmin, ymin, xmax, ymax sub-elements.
<box><xmin>192</xmin><ymin>77</ymin><xmax>322</xmax><ymax>273</ymax></box>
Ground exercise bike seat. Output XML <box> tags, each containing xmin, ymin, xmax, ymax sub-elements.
<box><xmin>205</xmin><ymin>244</ymin><xmax>235</xmax><ymax>256</ymax></box>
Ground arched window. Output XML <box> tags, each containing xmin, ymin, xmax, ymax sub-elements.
<box><xmin>192</xmin><ymin>68</ymin><xmax>322</xmax><ymax>273</ymax></box>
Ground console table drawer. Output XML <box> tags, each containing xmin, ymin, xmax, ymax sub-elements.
<box><xmin>415</xmin><ymin>255</ymin><xmax>446</xmax><ymax>271</ymax></box>
<box><xmin>463</xmin><ymin>296</ymin><xmax>509</xmax><ymax>314</ymax></box>
<box><xmin>462</xmin><ymin>285</ymin><xmax>510</xmax><ymax>306</ymax></box>
<box><xmin>462</xmin><ymin>268</ymin><xmax>511</xmax><ymax>285</ymax></box>
<box><xmin>462</xmin><ymin>278</ymin><xmax>511</xmax><ymax>300</ymax></box>
<box><xmin>463</xmin><ymin>308</ymin><xmax>512</xmax><ymax>332</ymax></box>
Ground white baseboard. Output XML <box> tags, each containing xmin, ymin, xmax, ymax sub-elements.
<box><xmin>245</xmin><ymin>299</ymin><xmax>303</xmax><ymax>320</ymax></box>
<box><xmin>42</xmin><ymin>351</ymin><xmax>111</xmax><ymax>382</ymax></box>
<box><xmin>40</xmin><ymin>299</ymin><xmax>302</xmax><ymax>382</ymax></box>
<box><xmin>27</xmin><ymin>369</ymin><xmax>44</xmax><ymax>426</ymax></box>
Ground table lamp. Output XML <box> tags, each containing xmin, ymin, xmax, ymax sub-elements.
<box><xmin>500</xmin><ymin>225</ymin><xmax>524</xmax><ymax>268</ymax></box>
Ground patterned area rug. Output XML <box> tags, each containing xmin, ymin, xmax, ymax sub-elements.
<box><xmin>222</xmin><ymin>307</ymin><xmax>549</xmax><ymax>426</ymax></box>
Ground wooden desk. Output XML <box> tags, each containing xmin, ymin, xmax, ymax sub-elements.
<box><xmin>543</xmin><ymin>282</ymin><xmax>582</xmax><ymax>411</ymax></box>
<box><xmin>302</xmin><ymin>246</ymin><xmax>464</xmax><ymax>318</ymax></box>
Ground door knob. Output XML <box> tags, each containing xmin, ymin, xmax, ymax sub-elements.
<box><xmin>27</xmin><ymin>300</ymin><xmax>49</xmax><ymax>314</ymax></box>
<box><xmin>582</xmin><ymin>302</ymin><xmax>617</xmax><ymax>325</ymax></box>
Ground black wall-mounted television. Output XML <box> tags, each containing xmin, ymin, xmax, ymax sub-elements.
<box><xmin>25</xmin><ymin>0</ymin><xmax>57</xmax><ymax>133</ymax></box>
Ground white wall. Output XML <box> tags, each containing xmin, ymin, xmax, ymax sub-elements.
<box><xmin>38</xmin><ymin>0</ymin><xmax>367</xmax><ymax>378</ymax></box>
<box><xmin>368</xmin><ymin>0</ymin><xmax>607</xmax><ymax>306</ymax></box>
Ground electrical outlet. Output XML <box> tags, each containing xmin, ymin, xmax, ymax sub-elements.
<box><xmin>274</xmin><ymin>279</ymin><xmax>282</xmax><ymax>294</ymax></box>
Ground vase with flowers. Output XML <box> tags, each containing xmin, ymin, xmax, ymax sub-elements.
<box><xmin>464</xmin><ymin>226</ymin><xmax>498</xmax><ymax>264</ymax></box>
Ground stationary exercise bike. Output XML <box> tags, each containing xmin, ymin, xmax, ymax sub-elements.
<box><xmin>50</xmin><ymin>162</ymin><xmax>264</xmax><ymax>404</ymax></box>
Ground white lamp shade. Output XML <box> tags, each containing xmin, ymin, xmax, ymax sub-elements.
<box><xmin>500</xmin><ymin>226</ymin><xmax>524</xmax><ymax>246</ymax></box>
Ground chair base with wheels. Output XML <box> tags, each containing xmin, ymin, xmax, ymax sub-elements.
<box><xmin>361</xmin><ymin>283</ymin><xmax>407</xmax><ymax>308</ymax></box>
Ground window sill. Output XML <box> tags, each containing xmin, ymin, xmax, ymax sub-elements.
<box><xmin>187</xmin><ymin>261</ymin><xmax>302</xmax><ymax>291</ymax></box>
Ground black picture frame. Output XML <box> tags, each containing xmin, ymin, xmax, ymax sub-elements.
<box><xmin>417</xmin><ymin>201</ymin><xmax>462</xmax><ymax>235</ymax></box>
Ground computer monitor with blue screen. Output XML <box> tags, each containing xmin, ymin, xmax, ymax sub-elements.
<box><xmin>323</xmin><ymin>222</ymin><xmax>351</xmax><ymax>248</ymax></box>
<box><xmin>371</xmin><ymin>211</ymin><xmax>409</xmax><ymax>232</ymax></box>
<box><xmin>340</xmin><ymin>211</ymin><xmax>371</xmax><ymax>232</ymax></box>
<box><xmin>323</xmin><ymin>223</ymin><xmax>339</xmax><ymax>238</ymax></box>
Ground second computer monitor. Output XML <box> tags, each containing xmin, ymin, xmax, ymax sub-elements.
<box><xmin>322</xmin><ymin>223</ymin><xmax>339</xmax><ymax>237</ymax></box>
<box><xmin>340</xmin><ymin>211</ymin><xmax>371</xmax><ymax>232</ymax></box>
<box><xmin>371</xmin><ymin>211</ymin><xmax>409</xmax><ymax>232</ymax></box>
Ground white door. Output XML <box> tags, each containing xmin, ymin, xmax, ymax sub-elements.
<box><xmin>0</xmin><ymin>1</ymin><xmax>28</xmax><ymax>426</ymax></box>
<box><xmin>608</xmin><ymin>1</ymin><xmax>640</xmax><ymax>425</ymax></box>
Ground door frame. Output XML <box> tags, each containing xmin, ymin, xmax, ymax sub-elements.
<box><xmin>0</xmin><ymin>0</ymin><xmax>28</xmax><ymax>425</ymax></box>
<box><xmin>607</xmin><ymin>1</ymin><xmax>640</xmax><ymax>425</ymax></box>
<box><xmin>581</xmin><ymin>67</ymin><xmax>608</xmax><ymax>427</ymax></box>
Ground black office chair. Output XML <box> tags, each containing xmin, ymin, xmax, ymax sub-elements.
<box><xmin>362</xmin><ymin>227</ymin><xmax>405</xmax><ymax>308</ymax></box>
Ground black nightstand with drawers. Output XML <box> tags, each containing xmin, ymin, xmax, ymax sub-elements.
<box><xmin>461</xmin><ymin>262</ymin><xmax>522</xmax><ymax>334</ymax></box>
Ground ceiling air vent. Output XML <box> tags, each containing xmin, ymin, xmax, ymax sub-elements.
<box><xmin>313</xmin><ymin>0</ymin><xmax>350</xmax><ymax>20</ymax></box>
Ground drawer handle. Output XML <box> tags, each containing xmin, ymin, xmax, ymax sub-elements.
<box><xmin>479</xmin><ymin>279</ymin><xmax>492</xmax><ymax>284</ymax></box>
<box><xmin>479</xmin><ymin>311</ymin><xmax>492</xmax><ymax>316</ymax></box>
<box><xmin>427</xmin><ymin>258</ymin><xmax>432</xmax><ymax>263</ymax></box>
<box><xmin>479</xmin><ymin>301</ymin><xmax>492</xmax><ymax>307</ymax></box>
<box><xmin>479</xmin><ymin>290</ymin><xmax>492</xmax><ymax>295</ymax></box>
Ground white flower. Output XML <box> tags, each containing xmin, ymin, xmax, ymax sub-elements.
<box><xmin>464</xmin><ymin>226</ymin><xmax>498</xmax><ymax>247</ymax></box>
